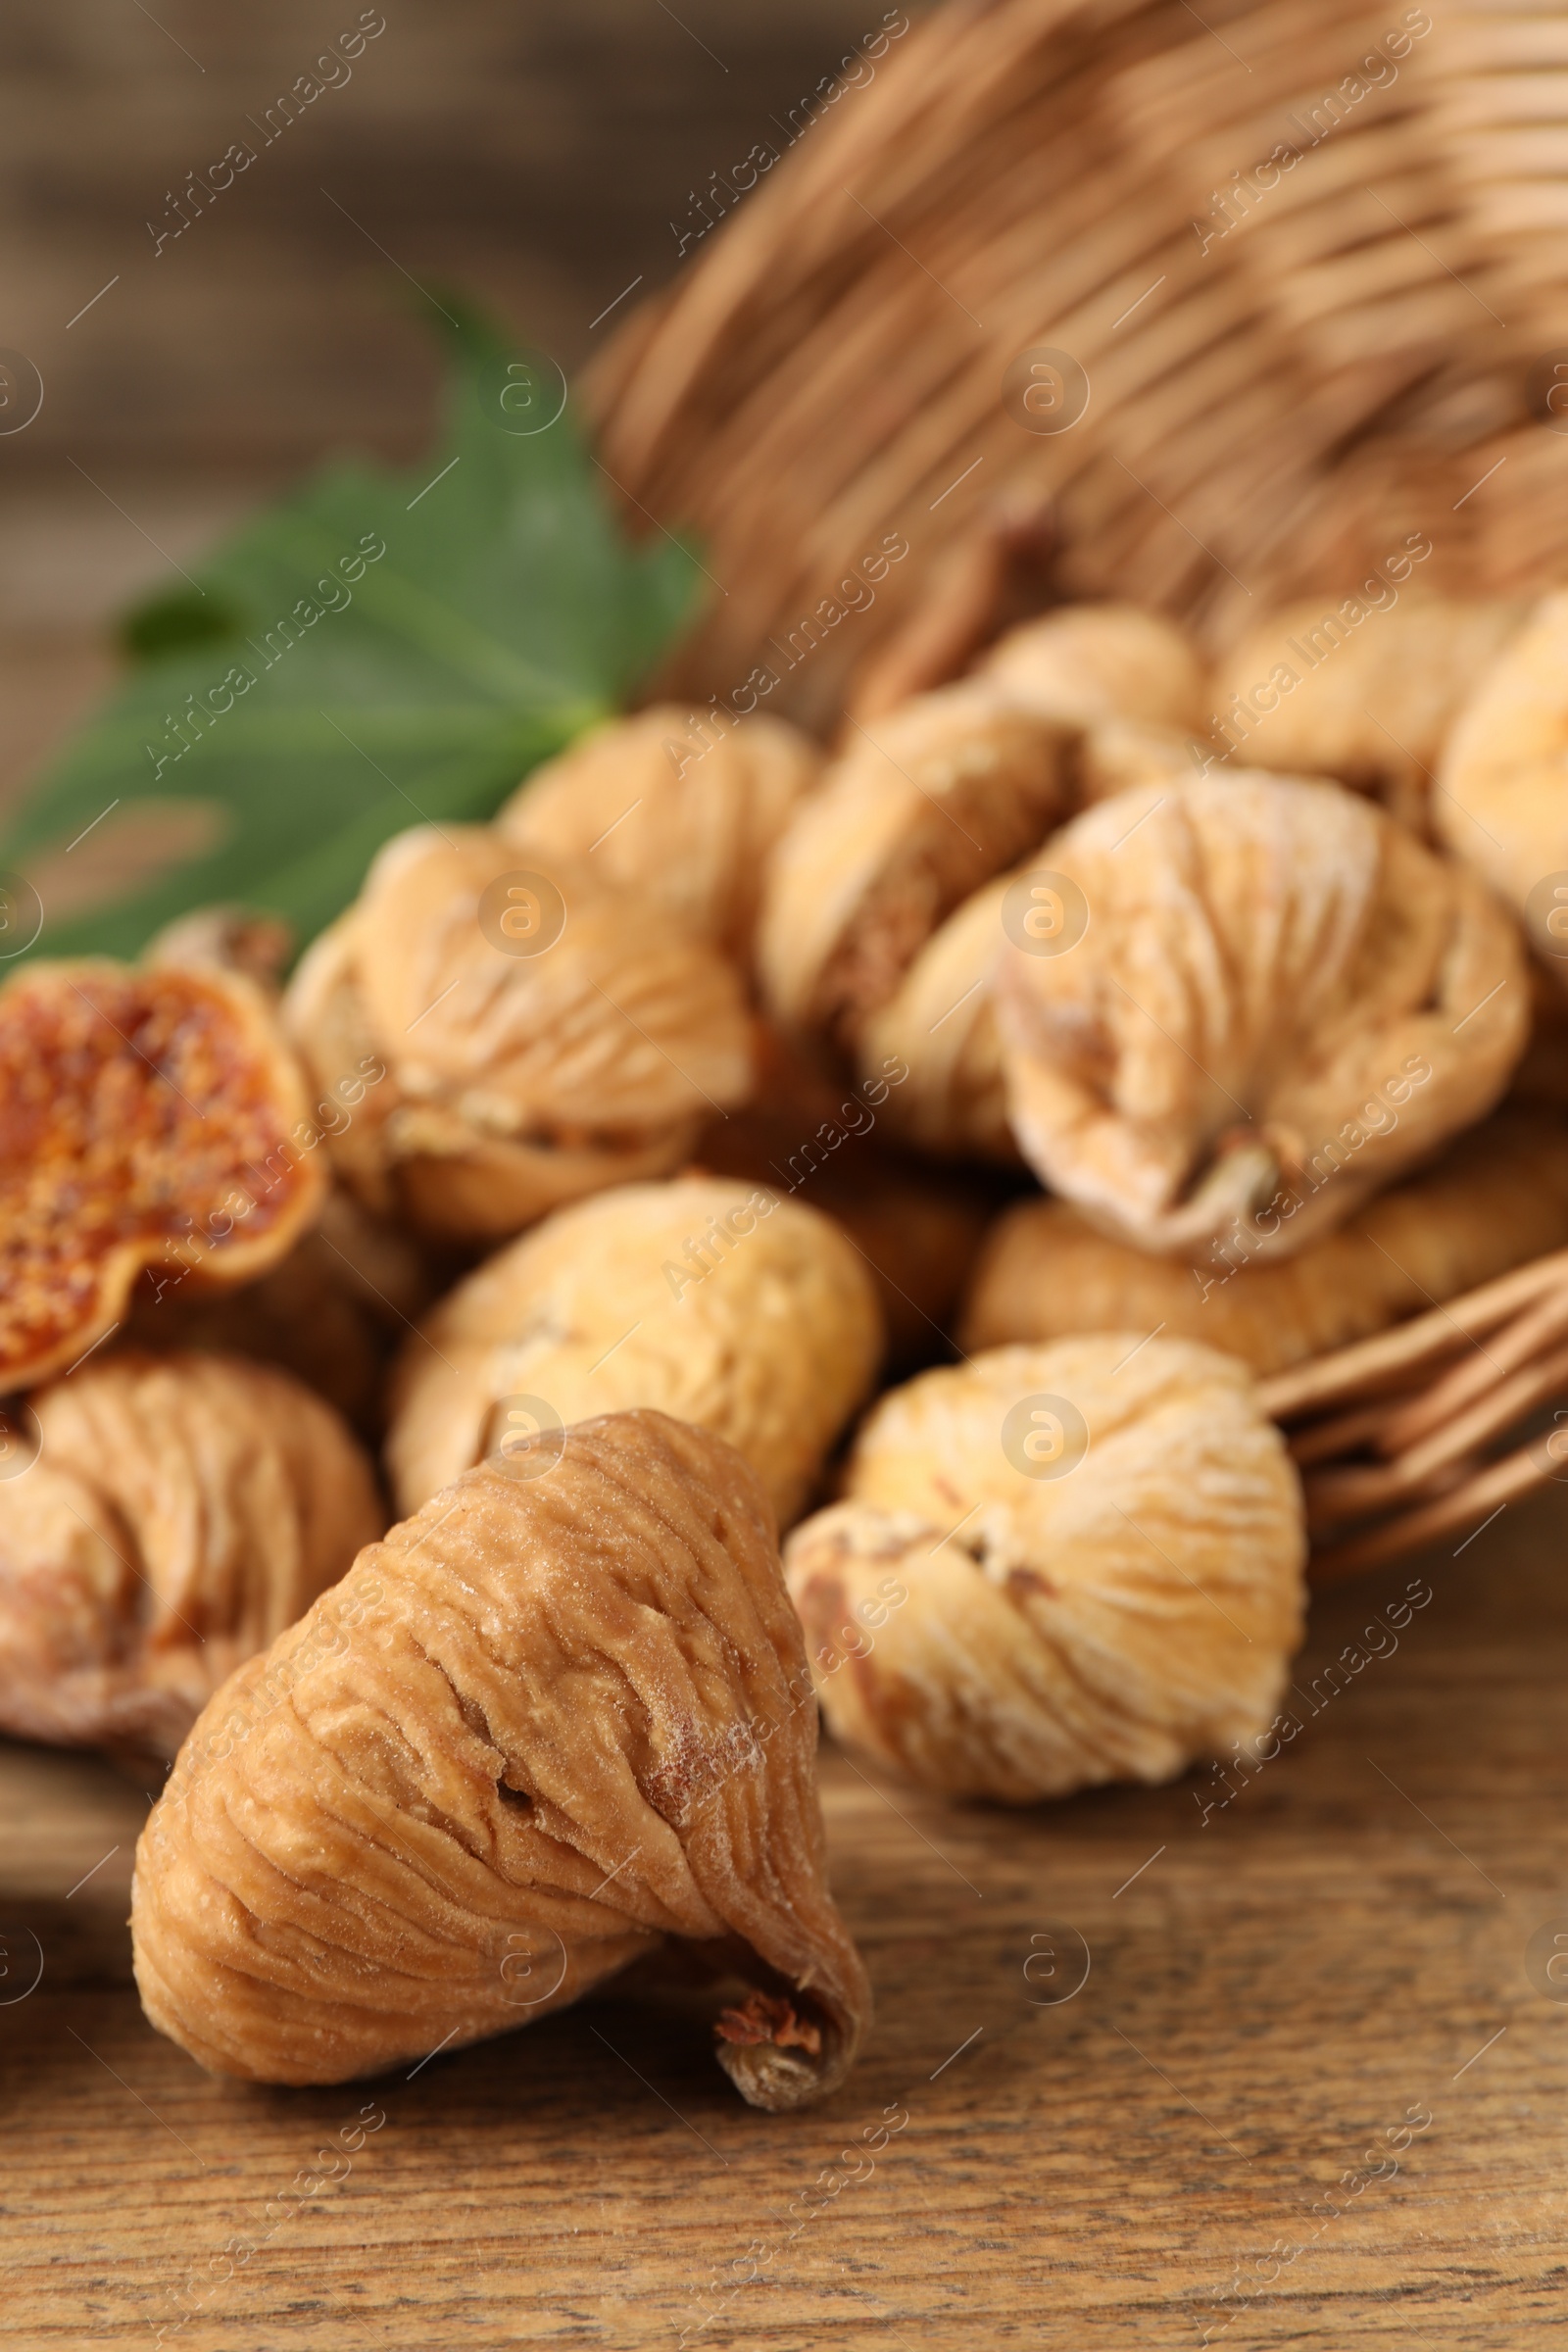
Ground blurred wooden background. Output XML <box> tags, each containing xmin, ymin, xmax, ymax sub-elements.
<box><xmin>0</xmin><ymin>0</ymin><xmax>899</xmax><ymax>799</ymax></box>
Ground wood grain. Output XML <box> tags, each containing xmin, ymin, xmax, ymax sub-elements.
<box><xmin>5</xmin><ymin>1484</ymin><xmax>1568</xmax><ymax>2349</ymax></box>
<box><xmin>3</xmin><ymin>13</ymin><xmax>1566</xmax><ymax>2343</ymax></box>
<box><xmin>0</xmin><ymin>0</ymin><xmax>891</xmax><ymax>478</ymax></box>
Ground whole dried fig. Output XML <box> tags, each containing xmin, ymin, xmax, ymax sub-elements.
<box><xmin>1437</xmin><ymin>591</ymin><xmax>1568</xmax><ymax>977</ymax></box>
<box><xmin>997</xmin><ymin>775</ymin><xmax>1528</xmax><ymax>1259</ymax></box>
<box><xmin>785</xmin><ymin>1340</ymin><xmax>1305</xmax><ymax>1803</ymax></box>
<box><xmin>0</xmin><ymin>958</ymin><xmax>325</xmax><ymax>1390</ymax></box>
<box><xmin>959</xmin><ymin>1114</ymin><xmax>1568</xmax><ymax>1375</ymax></box>
<box><xmin>1076</xmin><ymin>717</ymin><xmax>1204</xmax><ymax>805</ymax></box>
<box><xmin>758</xmin><ymin>683</ymin><xmax>1074</xmax><ymax>1051</ymax></box>
<box><xmin>0</xmin><ymin>1349</ymin><xmax>382</xmax><ymax>1758</ymax></box>
<box><xmin>978</xmin><ymin>603</ymin><xmax>1207</xmax><ymax>733</ymax></box>
<box><xmin>386</xmin><ymin>1175</ymin><xmax>882</xmax><ymax>1524</ymax></box>
<box><xmin>143</xmin><ymin>904</ymin><xmax>295</xmax><ymax>993</ymax></box>
<box><xmin>283</xmin><ymin>826</ymin><xmax>753</xmax><ymax>1243</ymax></box>
<box><xmin>131</xmin><ymin>1409</ymin><xmax>870</xmax><ymax>2106</ymax></box>
<box><xmin>1211</xmin><ymin>596</ymin><xmax>1527</xmax><ymax>833</ymax></box>
<box><xmin>498</xmin><ymin>707</ymin><xmax>821</xmax><ymax>956</ymax></box>
<box><xmin>857</xmin><ymin>874</ymin><xmax>1018</xmax><ymax>1163</ymax></box>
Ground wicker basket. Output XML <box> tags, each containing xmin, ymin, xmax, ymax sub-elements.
<box><xmin>591</xmin><ymin>0</ymin><xmax>1568</xmax><ymax>1575</ymax></box>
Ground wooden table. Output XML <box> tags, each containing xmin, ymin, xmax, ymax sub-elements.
<box><xmin>6</xmin><ymin>1485</ymin><xmax>1567</xmax><ymax>2350</ymax></box>
<box><xmin>8</xmin><ymin>7</ymin><xmax>1562</xmax><ymax>2337</ymax></box>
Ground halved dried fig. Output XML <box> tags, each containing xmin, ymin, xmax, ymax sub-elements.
<box><xmin>283</xmin><ymin>827</ymin><xmax>754</xmax><ymax>1243</ymax></box>
<box><xmin>758</xmin><ymin>684</ymin><xmax>1074</xmax><ymax>1051</ymax></box>
<box><xmin>386</xmin><ymin>1176</ymin><xmax>882</xmax><ymax>1525</ymax></box>
<box><xmin>785</xmin><ymin>1340</ymin><xmax>1305</xmax><ymax>1803</ymax></box>
<box><xmin>0</xmin><ymin>1348</ymin><xmax>382</xmax><ymax>1758</ymax></box>
<box><xmin>0</xmin><ymin>958</ymin><xmax>325</xmax><ymax>1391</ymax></box>
<box><xmin>132</xmin><ymin>1409</ymin><xmax>870</xmax><ymax>2105</ymax></box>
<box><xmin>996</xmin><ymin>775</ymin><xmax>1528</xmax><ymax>1260</ymax></box>
<box><xmin>498</xmin><ymin>706</ymin><xmax>822</xmax><ymax>957</ymax></box>
<box><xmin>959</xmin><ymin>1114</ymin><xmax>1568</xmax><ymax>1375</ymax></box>
<box><xmin>1211</xmin><ymin>595</ymin><xmax>1528</xmax><ymax>834</ymax></box>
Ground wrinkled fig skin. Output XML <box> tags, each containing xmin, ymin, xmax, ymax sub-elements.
<box><xmin>997</xmin><ymin>775</ymin><xmax>1529</xmax><ymax>1261</ymax></box>
<box><xmin>132</xmin><ymin>1412</ymin><xmax>870</xmax><ymax>2108</ymax></box>
<box><xmin>283</xmin><ymin>826</ymin><xmax>754</xmax><ymax>1243</ymax></box>
<box><xmin>498</xmin><ymin>706</ymin><xmax>822</xmax><ymax>958</ymax></box>
<box><xmin>978</xmin><ymin>604</ymin><xmax>1208</xmax><ymax>734</ymax></box>
<box><xmin>1438</xmin><ymin>592</ymin><xmax>1568</xmax><ymax>974</ymax></box>
<box><xmin>785</xmin><ymin>1341</ymin><xmax>1306</xmax><ymax>1804</ymax></box>
<box><xmin>386</xmin><ymin>1177</ymin><xmax>884</xmax><ymax>1527</ymax></box>
<box><xmin>0</xmin><ymin>1350</ymin><xmax>383</xmax><ymax>1759</ymax></box>
<box><xmin>758</xmin><ymin>683</ymin><xmax>1075</xmax><ymax>1051</ymax></box>
<box><xmin>1212</xmin><ymin>596</ymin><xmax>1528</xmax><ymax>834</ymax></box>
<box><xmin>959</xmin><ymin>1115</ymin><xmax>1568</xmax><ymax>1374</ymax></box>
<box><xmin>0</xmin><ymin>958</ymin><xmax>326</xmax><ymax>1391</ymax></box>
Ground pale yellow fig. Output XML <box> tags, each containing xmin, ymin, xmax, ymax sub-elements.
<box><xmin>784</xmin><ymin>1339</ymin><xmax>1305</xmax><ymax>1803</ymax></box>
<box><xmin>977</xmin><ymin>603</ymin><xmax>1207</xmax><ymax>732</ymax></box>
<box><xmin>497</xmin><ymin>706</ymin><xmax>822</xmax><ymax>957</ymax></box>
<box><xmin>0</xmin><ymin>1350</ymin><xmax>383</xmax><ymax>1759</ymax></box>
<box><xmin>959</xmin><ymin>1114</ymin><xmax>1568</xmax><ymax>1373</ymax></box>
<box><xmin>857</xmin><ymin>874</ymin><xmax>1017</xmax><ymax>1162</ymax></box>
<box><xmin>758</xmin><ymin>683</ymin><xmax>1074</xmax><ymax>1050</ymax></box>
<box><xmin>996</xmin><ymin>775</ymin><xmax>1528</xmax><ymax>1260</ymax></box>
<box><xmin>283</xmin><ymin>827</ymin><xmax>754</xmax><ymax>1243</ymax></box>
<box><xmin>132</xmin><ymin>1410</ymin><xmax>870</xmax><ymax>2107</ymax></box>
<box><xmin>1076</xmin><ymin>718</ymin><xmax>1205</xmax><ymax>805</ymax></box>
<box><xmin>1211</xmin><ymin>595</ymin><xmax>1528</xmax><ymax>833</ymax></box>
<box><xmin>386</xmin><ymin>1175</ymin><xmax>883</xmax><ymax>1526</ymax></box>
<box><xmin>1437</xmin><ymin>591</ymin><xmax>1568</xmax><ymax>983</ymax></box>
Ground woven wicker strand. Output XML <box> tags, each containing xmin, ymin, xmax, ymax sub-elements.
<box><xmin>1257</xmin><ymin>1251</ymin><xmax>1568</xmax><ymax>1581</ymax></box>
<box><xmin>593</xmin><ymin>0</ymin><xmax>1568</xmax><ymax>729</ymax></box>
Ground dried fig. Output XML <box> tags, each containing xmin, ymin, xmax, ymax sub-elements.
<box><xmin>386</xmin><ymin>1176</ymin><xmax>882</xmax><ymax>1524</ymax></box>
<box><xmin>1437</xmin><ymin>591</ymin><xmax>1568</xmax><ymax>978</ymax></box>
<box><xmin>498</xmin><ymin>707</ymin><xmax>821</xmax><ymax>956</ymax></box>
<box><xmin>978</xmin><ymin>604</ymin><xmax>1207</xmax><ymax>732</ymax></box>
<box><xmin>0</xmin><ymin>1349</ymin><xmax>382</xmax><ymax>1758</ymax></box>
<box><xmin>857</xmin><ymin>874</ymin><xmax>1018</xmax><ymax>1163</ymax></box>
<box><xmin>131</xmin><ymin>1409</ymin><xmax>870</xmax><ymax>2106</ymax></box>
<box><xmin>143</xmin><ymin>905</ymin><xmax>294</xmax><ymax>993</ymax></box>
<box><xmin>0</xmin><ymin>958</ymin><xmax>325</xmax><ymax>1391</ymax></box>
<box><xmin>959</xmin><ymin>1114</ymin><xmax>1568</xmax><ymax>1375</ymax></box>
<box><xmin>1076</xmin><ymin>718</ymin><xmax>1204</xmax><ymax>805</ymax></box>
<box><xmin>758</xmin><ymin>683</ymin><xmax>1074</xmax><ymax>1051</ymax></box>
<box><xmin>1211</xmin><ymin>596</ymin><xmax>1527</xmax><ymax>834</ymax></box>
<box><xmin>283</xmin><ymin>826</ymin><xmax>753</xmax><ymax>1243</ymax></box>
<box><xmin>997</xmin><ymin>775</ymin><xmax>1528</xmax><ymax>1259</ymax></box>
<box><xmin>785</xmin><ymin>1340</ymin><xmax>1304</xmax><ymax>1804</ymax></box>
